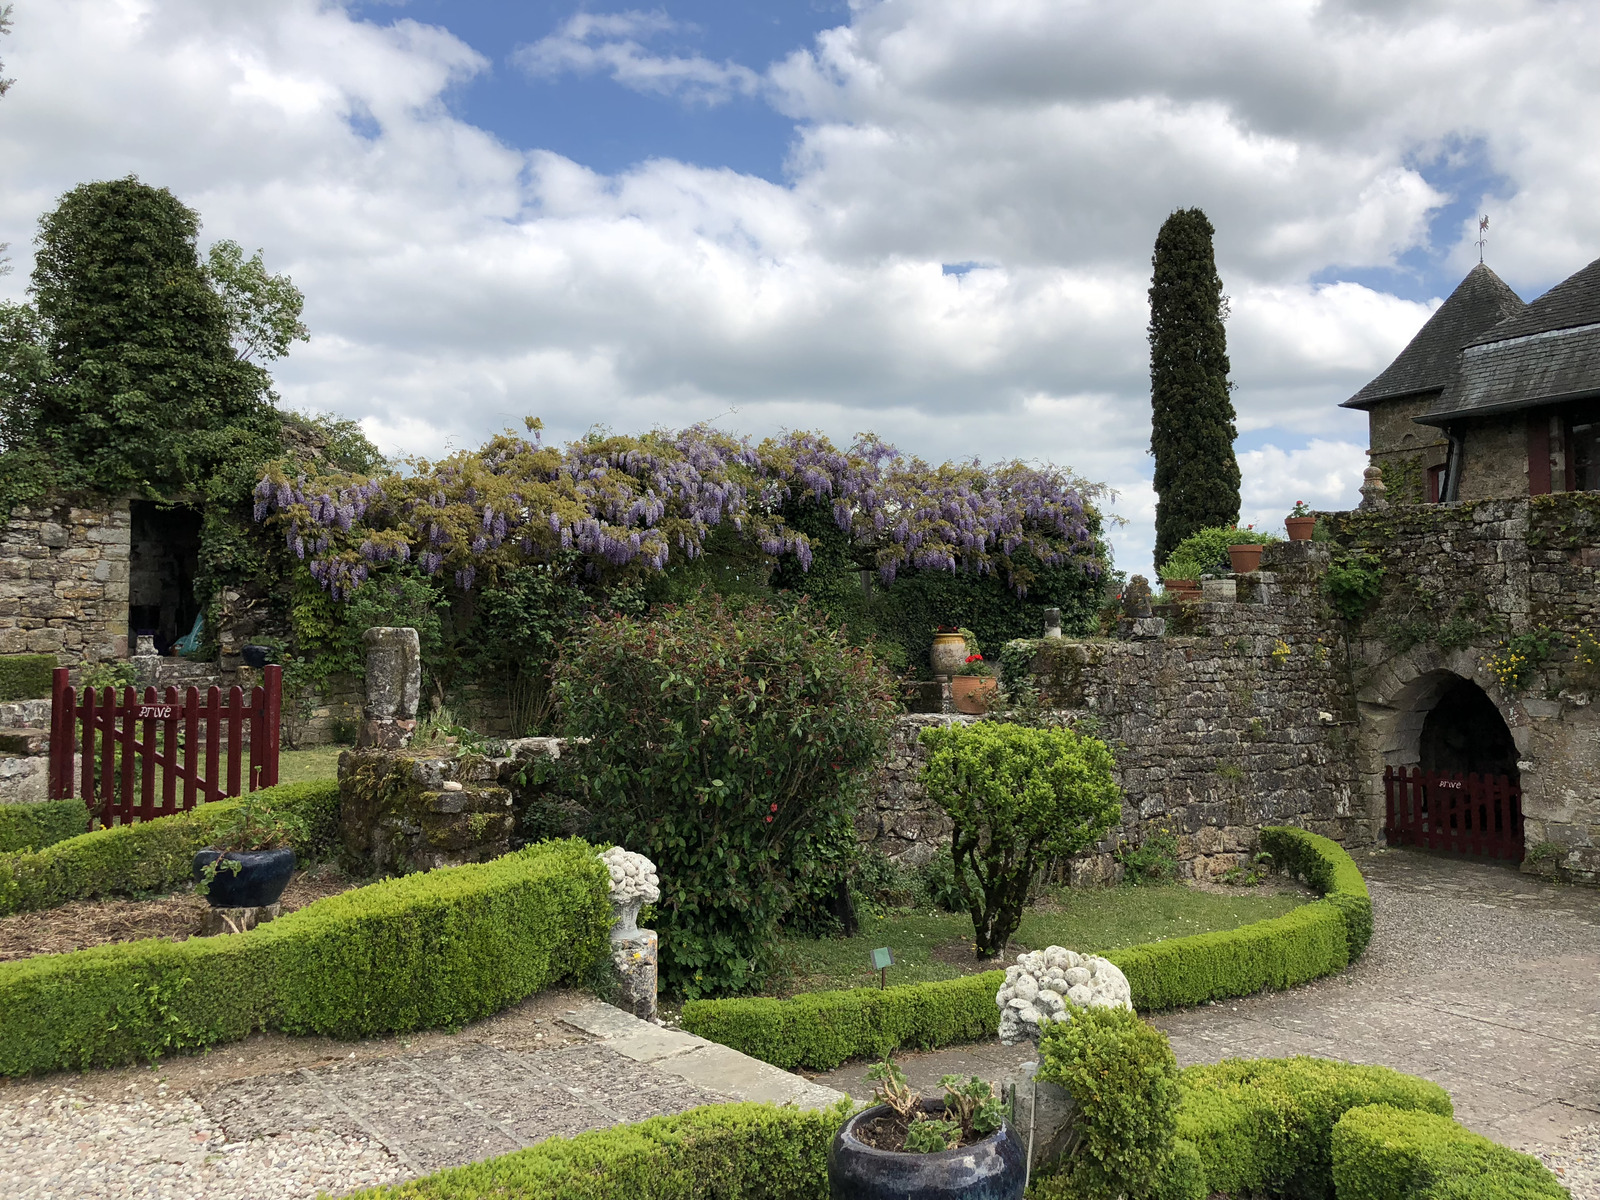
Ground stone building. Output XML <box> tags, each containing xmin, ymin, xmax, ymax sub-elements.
<box><xmin>1343</xmin><ymin>255</ymin><xmax>1600</xmax><ymax>503</ymax></box>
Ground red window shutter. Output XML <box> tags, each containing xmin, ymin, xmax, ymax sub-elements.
<box><xmin>1527</xmin><ymin>416</ymin><xmax>1552</xmax><ymax>495</ymax></box>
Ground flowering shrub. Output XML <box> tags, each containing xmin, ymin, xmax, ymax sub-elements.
<box><xmin>954</xmin><ymin>653</ymin><xmax>994</xmax><ymax>678</ymax></box>
<box><xmin>253</xmin><ymin>421</ymin><xmax>1103</xmax><ymax>601</ymax></box>
<box><xmin>553</xmin><ymin>593</ymin><xmax>898</xmax><ymax>997</ymax></box>
<box><xmin>1484</xmin><ymin>629</ymin><xmax>1553</xmax><ymax>695</ymax></box>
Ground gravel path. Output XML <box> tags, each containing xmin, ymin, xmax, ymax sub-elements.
<box><xmin>811</xmin><ymin>848</ymin><xmax>1600</xmax><ymax>1198</ymax></box>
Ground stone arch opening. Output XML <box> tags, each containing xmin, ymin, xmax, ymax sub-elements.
<box><xmin>1419</xmin><ymin>678</ymin><xmax>1520</xmax><ymax>781</ymax></box>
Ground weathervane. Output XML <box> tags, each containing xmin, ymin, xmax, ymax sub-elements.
<box><xmin>1476</xmin><ymin>215</ymin><xmax>1489</xmax><ymax>264</ymax></box>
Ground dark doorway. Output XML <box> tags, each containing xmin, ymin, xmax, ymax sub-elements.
<box><xmin>128</xmin><ymin>502</ymin><xmax>203</xmax><ymax>654</ymax></box>
<box><xmin>1419</xmin><ymin>678</ymin><xmax>1519</xmax><ymax>780</ymax></box>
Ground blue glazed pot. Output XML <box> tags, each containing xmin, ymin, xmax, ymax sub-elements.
<box><xmin>193</xmin><ymin>847</ymin><xmax>296</xmax><ymax>908</ymax></box>
<box><xmin>827</xmin><ymin>1101</ymin><xmax>1027</xmax><ymax>1200</ymax></box>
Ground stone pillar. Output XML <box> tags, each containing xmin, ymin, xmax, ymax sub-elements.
<box><xmin>357</xmin><ymin>627</ymin><xmax>421</xmax><ymax>749</ymax></box>
<box><xmin>1003</xmin><ymin>1061</ymin><xmax>1079</xmax><ymax>1178</ymax></box>
<box><xmin>599</xmin><ymin>847</ymin><xmax>660</xmax><ymax>1021</ymax></box>
<box><xmin>1043</xmin><ymin>608</ymin><xmax>1063</xmax><ymax>638</ymax></box>
<box><xmin>1359</xmin><ymin>464</ymin><xmax>1389</xmax><ymax>510</ymax></box>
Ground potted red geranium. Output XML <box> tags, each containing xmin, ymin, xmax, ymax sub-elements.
<box><xmin>1286</xmin><ymin>500</ymin><xmax>1315</xmax><ymax>541</ymax></box>
<box><xmin>951</xmin><ymin>653</ymin><xmax>998</xmax><ymax>714</ymax></box>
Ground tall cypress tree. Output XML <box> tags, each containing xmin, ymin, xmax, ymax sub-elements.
<box><xmin>1148</xmin><ymin>208</ymin><xmax>1240</xmax><ymax>567</ymax></box>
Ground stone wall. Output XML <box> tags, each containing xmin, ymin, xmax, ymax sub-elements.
<box><xmin>1457</xmin><ymin>414</ymin><xmax>1530</xmax><ymax>501</ymax></box>
<box><xmin>854</xmin><ymin>713</ymin><xmax>973</xmax><ymax>868</ymax></box>
<box><xmin>0</xmin><ymin>699</ymin><xmax>51</xmax><ymax>807</ymax></box>
<box><xmin>0</xmin><ymin>499</ymin><xmax>130</xmax><ymax>667</ymax></box>
<box><xmin>1368</xmin><ymin>394</ymin><xmax>1449</xmax><ymax>504</ymax></box>
<box><xmin>1331</xmin><ymin>495</ymin><xmax>1600</xmax><ymax>883</ymax></box>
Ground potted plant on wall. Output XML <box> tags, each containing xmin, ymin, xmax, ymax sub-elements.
<box><xmin>1285</xmin><ymin>500</ymin><xmax>1315</xmax><ymax>541</ymax></box>
<box><xmin>193</xmin><ymin>794</ymin><xmax>306</xmax><ymax>910</ymax></box>
<box><xmin>1157</xmin><ymin>558</ymin><xmax>1203</xmax><ymax>603</ymax></box>
<box><xmin>828</xmin><ymin>1055</ymin><xmax>1025</xmax><ymax>1200</ymax></box>
<box><xmin>951</xmin><ymin>653</ymin><xmax>999</xmax><ymax>714</ymax></box>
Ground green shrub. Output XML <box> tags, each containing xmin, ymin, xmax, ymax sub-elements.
<box><xmin>0</xmin><ymin>654</ymin><xmax>56</xmax><ymax>701</ymax></box>
<box><xmin>682</xmin><ymin>828</ymin><xmax>1372</xmax><ymax>1069</ymax></box>
<box><xmin>682</xmin><ymin>970</ymin><xmax>1005</xmax><ymax>1071</ymax></box>
<box><xmin>1034</xmin><ymin>1007</ymin><xmax>1181</xmax><ymax>1200</ymax></box>
<box><xmin>1332</xmin><ymin>1105</ymin><xmax>1567</xmax><ymax>1200</ymax></box>
<box><xmin>1158</xmin><ymin>525</ymin><xmax>1282</xmax><ymax>582</ymax></box>
<box><xmin>1261</xmin><ymin>826</ymin><xmax>1372</xmax><ymax>961</ymax></box>
<box><xmin>0</xmin><ymin>837</ymin><xmax>610</xmax><ymax>1074</ymax></box>
<box><xmin>343</xmin><ymin>1100</ymin><xmax>847</xmax><ymax>1200</ymax></box>
<box><xmin>0</xmin><ymin>780</ymin><xmax>341</xmax><ymax>917</ymax></box>
<box><xmin>1177</xmin><ymin>1058</ymin><xmax>1453</xmax><ymax>1199</ymax></box>
<box><xmin>0</xmin><ymin>799</ymin><xmax>87</xmax><ymax>854</ymax></box>
<box><xmin>919</xmin><ymin>721</ymin><xmax>1120</xmax><ymax>956</ymax></box>
<box><xmin>553</xmin><ymin>593</ymin><xmax>898</xmax><ymax>998</ymax></box>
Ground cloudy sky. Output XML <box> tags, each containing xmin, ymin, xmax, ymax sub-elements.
<box><xmin>3</xmin><ymin>0</ymin><xmax>1599</xmax><ymax>576</ymax></box>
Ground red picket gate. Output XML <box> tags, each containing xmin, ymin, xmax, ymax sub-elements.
<box><xmin>48</xmin><ymin>665</ymin><xmax>282</xmax><ymax>827</ymax></box>
<box><xmin>1384</xmin><ymin>765</ymin><xmax>1523</xmax><ymax>863</ymax></box>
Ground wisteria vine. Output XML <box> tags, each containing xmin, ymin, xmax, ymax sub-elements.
<box><xmin>255</xmin><ymin>419</ymin><xmax>1105</xmax><ymax>600</ymax></box>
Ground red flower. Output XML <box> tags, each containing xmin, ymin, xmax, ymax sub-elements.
<box><xmin>965</xmin><ymin>653</ymin><xmax>983</xmax><ymax>663</ymax></box>
<box><xmin>770</xmin><ymin>803</ymin><xmax>778</xmax><ymax>812</ymax></box>
<box><xmin>765</xmin><ymin>815</ymin><xmax>773</xmax><ymax>823</ymax></box>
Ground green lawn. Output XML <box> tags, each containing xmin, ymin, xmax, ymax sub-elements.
<box><xmin>276</xmin><ymin>745</ymin><xmax>347</xmax><ymax>785</ymax></box>
<box><xmin>772</xmin><ymin>884</ymin><xmax>1306</xmax><ymax>996</ymax></box>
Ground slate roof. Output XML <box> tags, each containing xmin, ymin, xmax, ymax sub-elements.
<box><xmin>1419</xmin><ymin>255</ymin><xmax>1600</xmax><ymax>425</ymax></box>
<box><xmin>1341</xmin><ymin>264</ymin><xmax>1526</xmax><ymax>410</ymax></box>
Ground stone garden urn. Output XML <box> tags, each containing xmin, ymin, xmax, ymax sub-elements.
<box><xmin>599</xmin><ymin>847</ymin><xmax>661</xmax><ymax>1020</ymax></box>
<box><xmin>930</xmin><ymin>631</ymin><xmax>968</xmax><ymax>676</ymax></box>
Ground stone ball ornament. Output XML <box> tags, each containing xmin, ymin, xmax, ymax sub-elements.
<box><xmin>996</xmin><ymin>946</ymin><xmax>1134</xmax><ymax>1045</ymax></box>
<box><xmin>598</xmin><ymin>847</ymin><xmax>660</xmax><ymax>938</ymax></box>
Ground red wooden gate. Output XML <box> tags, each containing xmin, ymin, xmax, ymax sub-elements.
<box><xmin>1384</xmin><ymin>765</ymin><xmax>1523</xmax><ymax>863</ymax></box>
<box><xmin>48</xmin><ymin>665</ymin><xmax>281</xmax><ymax>827</ymax></box>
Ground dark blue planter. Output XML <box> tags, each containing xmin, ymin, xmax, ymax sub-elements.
<box><xmin>828</xmin><ymin>1102</ymin><xmax>1027</xmax><ymax>1200</ymax></box>
<box><xmin>241</xmin><ymin>645</ymin><xmax>274</xmax><ymax>668</ymax></box>
<box><xmin>193</xmin><ymin>847</ymin><xmax>297</xmax><ymax>908</ymax></box>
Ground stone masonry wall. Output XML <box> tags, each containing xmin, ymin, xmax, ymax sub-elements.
<box><xmin>856</xmin><ymin>542</ymin><xmax>1362</xmax><ymax>883</ymax></box>
<box><xmin>0</xmin><ymin>499</ymin><xmax>130</xmax><ymax>667</ymax></box>
<box><xmin>1331</xmin><ymin>495</ymin><xmax>1600</xmax><ymax>884</ymax></box>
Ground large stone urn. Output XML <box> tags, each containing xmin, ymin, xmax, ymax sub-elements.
<box><xmin>930</xmin><ymin>631</ymin><xmax>968</xmax><ymax>676</ymax></box>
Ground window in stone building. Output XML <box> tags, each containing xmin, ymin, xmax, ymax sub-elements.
<box><xmin>128</xmin><ymin>502</ymin><xmax>204</xmax><ymax>656</ymax></box>
<box><xmin>1567</xmin><ymin>405</ymin><xmax>1600</xmax><ymax>492</ymax></box>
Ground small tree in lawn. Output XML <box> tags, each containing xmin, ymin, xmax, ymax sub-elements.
<box><xmin>920</xmin><ymin>722</ymin><xmax>1120</xmax><ymax>957</ymax></box>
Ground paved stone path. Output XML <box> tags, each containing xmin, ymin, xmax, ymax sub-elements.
<box><xmin>810</xmin><ymin>847</ymin><xmax>1600</xmax><ymax>1196</ymax></box>
<box><xmin>0</xmin><ymin>991</ymin><xmax>841</xmax><ymax>1200</ymax></box>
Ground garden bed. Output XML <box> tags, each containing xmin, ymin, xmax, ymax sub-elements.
<box><xmin>772</xmin><ymin>879</ymin><xmax>1311</xmax><ymax>995</ymax></box>
<box><xmin>0</xmin><ymin>863</ymin><xmax>357</xmax><ymax>962</ymax></box>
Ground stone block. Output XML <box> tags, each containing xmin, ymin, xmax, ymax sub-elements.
<box><xmin>198</xmin><ymin>903</ymin><xmax>281</xmax><ymax>936</ymax></box>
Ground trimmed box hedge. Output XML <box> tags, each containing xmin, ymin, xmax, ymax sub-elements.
<box><xmin>682</xmin><ymin>826</ymin><xmax>1372</xmax><ymax>1070</ymax></box>
<box><xmin>0</xmin><ymin>835</ymin><xmax>612</xmax><ymax>1074</ymax></box>
<box><xmin>1172</xmin><ymin>1057</ymin><xmax>1454</xmax><ymax>1199</ymax></box>
<box><xmin>0</xmin><ymin>798</ymin><xmax>88</xmax><ymax>854</ymax></box>
<box><xmin>0</xmin><ymin>654</ymin><xmax>55</xmax><ymax>701</ymax></box>
<box><xmin>1332</xmin><ymin>1104</ymin><xmax>1569</xmax><ymax>1200</ymax></box>
<box><xmin>343</xmin><ymin>1100</ymin><xmax>848</xmax><ymax>1200</ymax></box>
<box><xmin>0</xmin><ymin>780</ymin><xmax>342</xmax><ymax>917</ymax></box>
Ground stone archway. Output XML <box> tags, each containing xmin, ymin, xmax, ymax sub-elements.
<box><xmin>1351</xmin><ymin>645</ymin><xmax>1528</xmax><ymax>846</ymax></box>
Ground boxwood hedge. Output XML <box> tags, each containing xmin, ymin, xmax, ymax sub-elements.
<box><xmin>0</xmin><ymin>834</ymin><xmax>612</xmax><ymax>1074</ymax></box>
<box><xmin>681</xmin><ymin>826</ymin><xmax>1372</xmax><ymax>1070</ymax></box>
<box><xmin>1332</xmin><ymin>1104</ymin><xmax>1569</xmax><ymax>1200</ymax></box>
<box><xmin>0</xmin><ymin>653</ymin><xmax>55</xmax><ymax>701</ymax></box>
<box><xmin>0</xmin><ymin>798</ymin><xmax>88</xmax><ymax>854</ymax></box>
<box><xmin>344</xmin><ymin>1100</ymin><xmax>849</xmax><ymax>1200</ymax></box>
<box><xmin>0</xmin><ymin>780</ymin><xmax>341</xmax><ymax>916</ymax></box>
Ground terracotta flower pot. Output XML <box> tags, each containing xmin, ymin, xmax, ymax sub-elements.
<box><xmin>1163</xmin><ymin>579</ymin><xmax>1201</xmax><ymax>603</ymax></box>
<box><xmin>1228</xmin><ymin>544</ymin><xmax>1264</xmax><ymax>573</ymax></box>
<box><xmin>1285</xmin><ymin>516</ymin><xmax>1315</xmax><ymax>542</ymax></box>
<box><xmin>951</xmin><ymin>675</ymin><xmax>998</xmax><ymax>714</ymax></box>
<box><xmin>930</xmin><ymin>632</ymin><xmax>968</xmax><ymax>676</ymax></box>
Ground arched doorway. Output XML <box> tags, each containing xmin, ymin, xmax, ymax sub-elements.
<box><xmin>1385</xmin><ymin>675</ymin><xmax>1523</xmax><ymax>862</ymax></box>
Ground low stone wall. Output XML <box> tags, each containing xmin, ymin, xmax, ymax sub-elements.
<box><xmin>854</xmin><ymin>713</ymin><xmax>973</xmax><ymax>868</ymax></box>
<box><xmin>0</xmin><ymin>700</ymin><xmax>51</xmax><ymax>807</ymax></box>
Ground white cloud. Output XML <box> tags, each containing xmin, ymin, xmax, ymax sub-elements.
<box><xmin>3</xmin><ymin>0</ymin><xmax>1600</xmax><ymax>579</ymax></box>
<box><xmin>513</xmin><ymin>11</ymin><xmax>761</xmax><ymax>106</ymax></box>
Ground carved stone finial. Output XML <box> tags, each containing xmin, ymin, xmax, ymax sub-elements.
<box><xmin>1359</xmin><ymin>465</ymin><xmax>1389</xmax><ymax>511</ymax></box>
<box><xmin>1122</xmin><ymin>576</ymin><xmax>1154</xmax><ymax>619</ymax></box>
<box><xmin>1043</xmin><ymin>607</ymin><xmax>1063</xmax><ymax>638</ymax></box>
